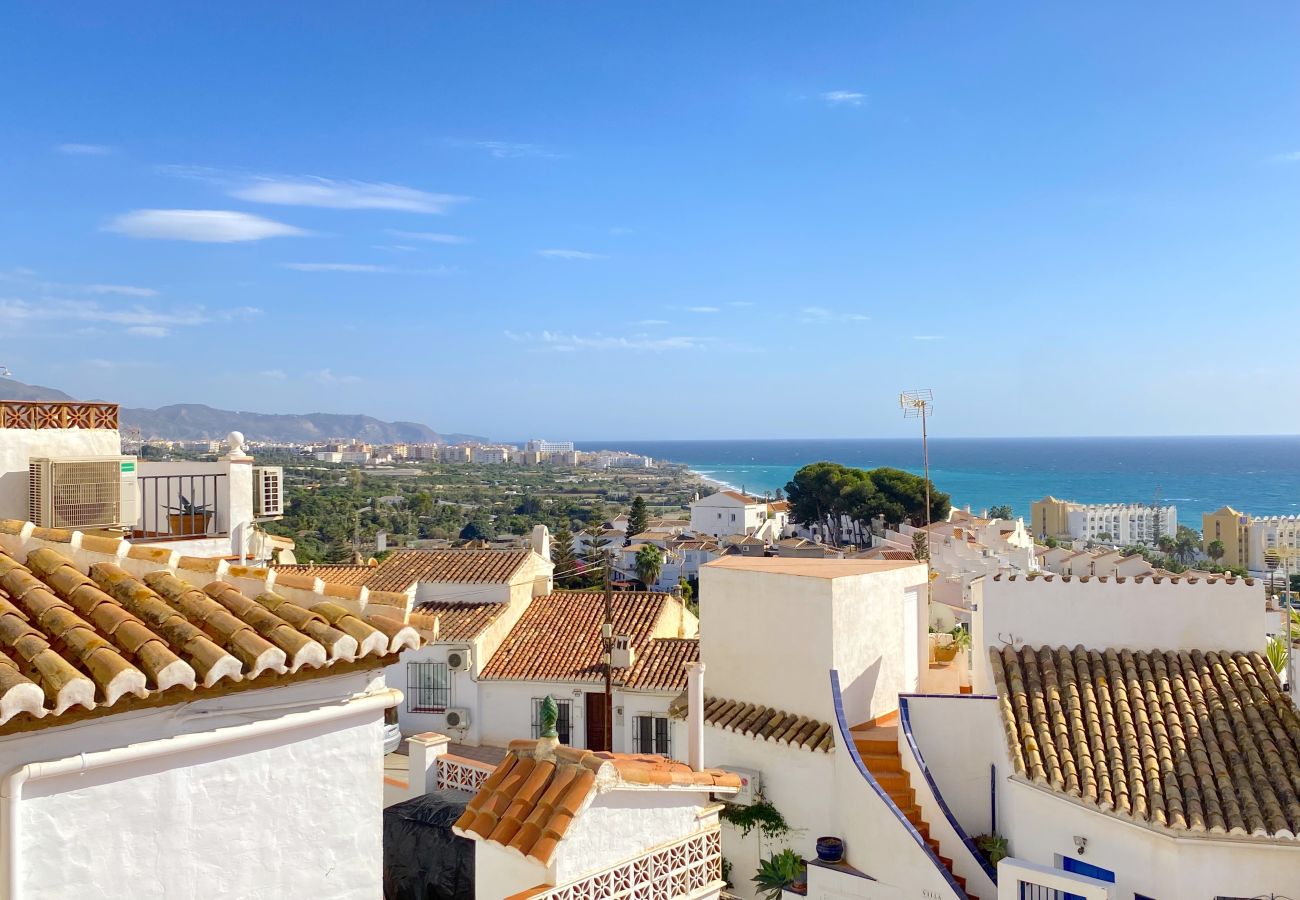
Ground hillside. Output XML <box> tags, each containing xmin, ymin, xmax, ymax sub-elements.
<box><xmin>0</xmin><ymin>378</ymin><xmax>483</xmax><ymax>443</ymax></box>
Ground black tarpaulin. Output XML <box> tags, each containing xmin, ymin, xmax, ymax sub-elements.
<box><xmin>383</xmin><ymin>789</ymin><xmax>476</xmax><ymax>900</ymax></box>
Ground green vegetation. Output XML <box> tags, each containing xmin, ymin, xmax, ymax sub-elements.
<box><xmin>1267</xmin><ymin>635</ymin><xmax>1289</xmax><ymax>675</ymax></box>
<box><xmin>719</xmin><ymin>797</ymin><xmax>791</xmax><ymax>840</ymax></box>
<box><xmin>752</xmin><ymin>849</ymin><xmax>805</xmax><ymax>900</ymax></box>
<box><xmin>784</xmin><ymin>462</ymin><xmax>950</xmax><ymax>544</ymax></box>
<box><xmin>974</xmin><ymin>833</ymin><xmax>1010</xmax><ymax>866</ymax></box>
<box><xmin>634</xmin><ymin>544</ymin><xmax>664</xmax><ymax>588</ymax></box>
<box><xmin>253</xmin><ymin>457</ymin><xmax>699</xmax><ymax>564</ymax></box>
<box><xmin>1207</xmin><ymin>539</ymin><xmax>1225</xmax><ymax>565</ymax></box>
<box><xmin>987</xmin><ymin>504</ymin><xmax>1014</xmax><ymax>520</ymax></box>
<box><xmin>627</xmin><ymin>495</ymin><xmax>649</xmax><ymax>539</ymax></box>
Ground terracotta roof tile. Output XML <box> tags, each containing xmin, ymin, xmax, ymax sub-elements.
<box><xmin>990</xmin><ymin>645</ymin><xmax>1300</xmax><ymax>841</ymax></box>
<box><xmin>452</xmin><ymin>738</ymin><xmax>739</xmax><ymax>864</ymax></box>
<box><xmin>271</xmin><ymin>564</ymin><xmax>377</xmax><ymax>588</ymax></box>
<box><xmin>622</xmin><ymin>638</ymin><xmax>698</xmax><ymax>692</ymax></box>
<box><xmin>0</xmin><ymin>546</ymin><xmax>419</xmax><ymax>731</ymax></box>
<box><xmin>701</xmin><ymin>696</ymin><xmax>834</xmax><ymax>752</ymax></box>
<box><xmin>409</xmin><ymin>601</ymin><xmax>508</xmax><ymax>642</ymax></box>
<box><xmin>479</xmin><ymin>591</ymin><xmax>676</xmax><ymax>683</ymax></box>
<box><xmin>363</xmin><ymin>549</ymin><xmax>536</xmax><ymax>592</ymax></box>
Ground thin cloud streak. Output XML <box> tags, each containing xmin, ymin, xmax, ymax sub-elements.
<box><xmin>821</xmin><ymin>90</ymin><xmax>865</xmax><ymax>106</ymax></box>
<box><xmin>105</xmin><ymin>209</ymin><xmax>309</xmax><ymax>242</ymax></box>
<box><xmin>283</xmin><ymin>263</ymin><xmax>392</xmax><ymax>273</ymax></box>
<box><xmin>55</xmin><ymin>143</ymin><xmax>113</xmax><ymax>155</ymax></box>
<box><xmin>505</xmin><ymin>329</ymin><xmax>707</xmax><ymax>352</ymax></box>
<box><xmin>386</xmin><ymin>229</ymin><xmax>469</xmax><ymax>244</ymax></box>
<box><xmin>537</xmin><ymin>249</ymin><xmax>607</xmax><ymax>260</ymax></box>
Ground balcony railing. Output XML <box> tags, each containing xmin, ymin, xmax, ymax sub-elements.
<box><xmin>434</xmin><ymin>754</ymin><xmax>494</xmax><ymax>793</ymax></box>
<box><xmin>135</xmin><ymin>473</ymin><xmax>228</xmax><ymax>539</ymax></box>
<box><xmin>526</xmin><ymin>827</ymin><xmax>722</xmax><ymax>900</ymax></box>
<box><xmin>0</xmin><ymin>401</ymin><xmax>118</xmax><ymax>430</ymax></box>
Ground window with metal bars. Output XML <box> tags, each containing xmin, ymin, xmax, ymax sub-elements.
<box><xmin>633</xmin><ymin>714</ymin><xmax>671</xmax><ymax>756</ymax></box>
<box><xmin>531</xmin><ymin>697</ymin><xmax>572</xmax><ymax>744</ymax></box>
<box><xmin>406</xmin><ymin>662</ymin><xmax>450</xmax><ymax>713</ymax></box>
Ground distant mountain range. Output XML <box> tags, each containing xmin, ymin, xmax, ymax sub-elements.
<box><xmin>0</xmin><ymin>378</ymin><xmax>484</xmax><ymax>444</ymax></box>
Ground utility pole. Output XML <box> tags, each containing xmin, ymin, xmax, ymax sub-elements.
<box><xmin>900</xmin><ymin>390</ymin><xmax>935</xmax><ymax>607</ymax></box>
<box><xmin>603</xmin><ymin>548</ymin><xmax>614</xmax><ymax>752</ymax></box>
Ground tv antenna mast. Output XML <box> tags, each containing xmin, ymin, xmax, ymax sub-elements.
<box><xmin>900</xmin><ymin>389</ymin><xmax>935</xmax><ymax>604</ymax></box>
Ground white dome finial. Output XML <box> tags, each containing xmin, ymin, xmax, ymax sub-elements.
<box><xmin>225</xmin><ymin>431</ymin><xmax>247</xmax><ymax>459</ymax></box>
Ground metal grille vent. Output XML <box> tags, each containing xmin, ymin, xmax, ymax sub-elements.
<box><xmin>30</xmin><ymin>459</ymin><xmax>123</xmax><ymax>528</ymax></box>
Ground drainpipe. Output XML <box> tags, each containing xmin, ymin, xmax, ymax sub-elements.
<box><xmin>686</xmin><ymin>661</ymin><xmax>706</xmax><ymax>771</ymax></box>
<box><xmin>0</xmin><ymin>688</ymin><xmax>399</xmax><ymax>900</ymax></box>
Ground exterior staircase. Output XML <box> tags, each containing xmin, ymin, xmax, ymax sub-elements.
<box><xmin>852</xmin><ymin>712</ymin><xmax>978</xmax><ymax>900</ymax></box>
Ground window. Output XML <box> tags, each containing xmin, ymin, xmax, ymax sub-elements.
<box><xmin>633</xmin><ymin>714</ymin><xmax>671</xmax><ymax>756</ymax></box>
<box><xmin>730</xmin><ymin>513</ymin><xmax>736</xmax><ymax>522</ymax></box>
<box><xmin>406</xmin><ymin>662</ymin><xmax>450</xmax><ymax>713</ymax></box>
<box><xmin>532</xmin><ymin>697</ymin><xmax>572</xmax><ymax>744</ymax></box>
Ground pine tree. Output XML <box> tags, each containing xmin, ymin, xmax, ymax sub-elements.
<box><xmin>551</xmin><ymin>526</ymin><xmax>579</xmax><ymax>587</ymax></box>
<box><xmin>627</xmin><ymin>495</ymin><xmax>649</xmax><ymax>538</ymax></box>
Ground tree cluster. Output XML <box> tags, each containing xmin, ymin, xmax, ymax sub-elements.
<box><xmin>783</xmin><ymin>462</ymin><xmax>951</xmax><ymax>544</ymax></box>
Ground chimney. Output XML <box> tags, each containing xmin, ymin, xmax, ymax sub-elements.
<box><xmin>686</xmin><ymin>661</ymin><xmax>706</xmax><ymax>771</ymax></box>
<box><xmin>531</xmin><ymin>524</ymin><xmax>552</xmax><ymax>562</ymax></box>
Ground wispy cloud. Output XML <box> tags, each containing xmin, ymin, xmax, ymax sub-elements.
<box><xmin>158</xmin><ymin>165</ymin><xmax>467</xmax><ymax>214</ymax></box>
<box><xmin>55</xmin><ymin>143</ymin><xmax>113</xmax><ymax>155</ymax></box>
<box><xmin>634</xmin><ymin>319</ymin><xmax>670</xmax><ymax>326</ymax></box>
<box><xmin>728</xmin><ymin>301</ymin><xmax>754</xmax><ymax>308</ymax></box>
<box><xmin>283</xmin><ymin>262</ymin><xmax>392</xmax><ymax>273</ymax></box>
<box><xmin>105</xmin><ymin>209</ymin><xmax>309</xmax><ymax>242</ymax></box>
<box><xmin>84</xmin><ymin>284</ymin><xmax>159</xmax><ymax>297</ymax></box>
<box><xmin>232</xmin><ymin>176</ymin><xmax>465</xmax><ymax>213</ymax></box>
<box><xmin>912</xmin><ymin>334</ymin><xmax>944</xmax><ymax>341</ymax></box>
<box><xmin>800</xmin><ymin>306</ymin><xmax>869</xmax><ymax>323</ymax></box>
<box><xmin>259</xmin><ymin>369</ymin><xmax>287</xmax><ymax>380</ymax></box>
<box><xmin>386</xmin><ymin>229</ymin><xmax>469</xmax><ymax>244</ymax></box>
<box><xmin>452</xmin><ymin>140</ymin><xmax>562</xmax><ymax>160</ymax></box>
<box><xmin>1271</xmin><ymin>151</ymin><xmax>1300</xmax><ymax>163</ymax></box>
<box><xmin>821</xmin><ymin>90</ymin><xmax>865</xmax><ymax>107</ymax></box>
<box><xmin>505</xmin><ymin>330</ymin><xmax>706</xmax><ymax>352</ymax></box>
<box><xmin>126</xmin><ymin>325</ymin><xmax>169</xmax><ymax>338</ymax></box>
<box><xmin>537</xmin><ymin>249</ymin><xmax>607</xmax><ymax>260</ymax></box>
<box><xmin>0</xmin><ymin>298</ymin><xmax>260</xmax><ymax>337</ymax></box>
<box><xmin>687</xmin><ymin>306</ymin><xmax>720</xmax><ymax>314</ymax></box>
<box><xmin>314</xmin><ymin>368</ymin><xmax>362</xmax><ymax>385</ymax></box>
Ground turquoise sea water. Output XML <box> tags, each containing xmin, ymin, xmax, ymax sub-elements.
<box><xmin>576</xmin><ymin>437</ymin><xmax>1300</xmax><ymax>529</ymax></box>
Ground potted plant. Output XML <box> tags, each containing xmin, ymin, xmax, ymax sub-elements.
<box><xmin>753</xmin><ymin>849</ymin><xmax>805</xmax><ymax>900</ymax></box>
<box><xmin>815</xmin><ymin>835</ymin><xmax>845</xmax><ymax>862</ymax></box>
<box><xmin>931</xmin><ymin>630</ymin><xmax>958</xmax><ymax>663</ymax></box>
<box><xmin>166</xmin><ymin>495</ymin><xmax>214</xmax><ymax>536</ymax></box>
<box><xmin>974</xmin><ymin>832</ymin><xmax>1009</xmax><ymax>866</ymax></box>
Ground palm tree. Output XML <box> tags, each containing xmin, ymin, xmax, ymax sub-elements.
<box><xmin>634</xmin><ymin>544</ymin><xmax>664</xmax><ymax>590</ymax></box>
<box><xmin>1207</xmin><ymin>539</ymin><xmax>1225</xmax><ymax>566</ymax></box>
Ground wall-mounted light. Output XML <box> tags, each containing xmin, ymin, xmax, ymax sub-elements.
<box><xmin>1073</xmin><ymin>835</ymin><xmax>1088</xmax><ymax>856</ymax></box>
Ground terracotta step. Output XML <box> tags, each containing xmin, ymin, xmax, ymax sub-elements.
<box><xmin>888</xmin><ymin>789</ymin><xmax>916</xmax><ymax>809</ymax></box>
<box><xmin>873</xmin><ymin>770</ymin><xmax>911</xmax><ymax>793</ymax></box>
<box><xmin>858</xmin><ymin>750</ymin><xmax>903</xmax><ymax>772</ymax></box>
<box><xmin>856</xmin><ymin>737</ymin><xmax>899</xmax><ymax>755</ymax></box>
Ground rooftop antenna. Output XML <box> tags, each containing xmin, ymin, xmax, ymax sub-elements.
<box><xmin>900</xmin><ymin>389</ymin><xmax>935</xmax><ymax>606</ymax></box>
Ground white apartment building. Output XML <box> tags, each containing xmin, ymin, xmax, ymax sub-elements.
<box><xmin>1067</xmin><ymin>502</ymin><xmax>1176</xmax><ymax>544</ymax></box>
<box><xmin>438</xmin><ymin>445</ymin><xmax>472</xmax><ymax>463</ymax></box>
<box><xmin>688</xmin><ymin>490</ymin><xmax>789</xmax><ymax>541</ymax></box>
<box><xmin>1249</xmin><ymin>514</ymin><xmax>1300</xmax><ymax>571</ymax></box>
<box><xmin>313</xmin><ymin>450</ymin><xmax>343</xmax><ymax>463</ymax></box>
<box><xmin>470</xmin><ymin>445</ymin><xmax>511</xmax><ymax>464</ymax></box>
<box><xmin>338</xmin><ymin>450</ymin><xmax>371</xmax><ymax>464</ymax></box>
<box><xmin>525</xmin><ymin>438</ymin><xmax>574</xmax><ymax>453</ymax></box>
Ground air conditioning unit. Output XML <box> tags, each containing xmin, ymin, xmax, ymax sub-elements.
<box><xmin>718</xmin><ymin>765</ymin><xmax>761</xmax><ymax>806</ymax></box>
<box><xmin>29</xmin><ymin>457</ymin><xmax>139</xmax><ymax>530</ymax></box>
<box><xmin>447</xmin><ymin>648</ymin><xmax>472</xmax><ymax>672</ymax></box>
<box><xmin>444</xmin><ymin>708</ymin><xmax>471</xmax><ymax>729</ymax></box>
<box><xmin>253</xmin><ymin>466</ymin><xmax>284</xmax><ymax>517</ymax></box>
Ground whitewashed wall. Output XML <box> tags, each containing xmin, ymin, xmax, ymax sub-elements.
<box><xmin>0</xmin><ymin>428</ymin><xmax>122</xmax><ymax>522</ymax></box>
<box><xmin>476</xmin><ymin>843</ymin><xmax>555</xmax><ymax>900</ymax></box>
<box><xmin>1000</xmin><ymin>777</ymin><xmax>1300</xmax><ymax>897</ymax></box>
<box><xmin>555</xmin><ymin>791</ymin><xmax>707</xmax><ymax>883</ymax></box>
<box><xmin>8</xmin><ymin>670</ymin><xmax>388</xmax><ymax>900</ymax></box>
<box><xmin>973</xmin><ymin>576</ymin><xmax>1264</xmax><ymax>692</ymax></box>
<box><xmin>901</xmin><ymin>695</ymin><xmax>1003</xmax><ymax>839</ymax></box>
<box><xmin>831</xmin><ymin>565</ymin><xmax>927</xmax><ymax>726</ymax></box>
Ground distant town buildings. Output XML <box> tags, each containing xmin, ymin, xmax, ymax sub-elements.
<box><xmin>525</xmin><ymin>438</ymin><xmax>575</xmax><ymax>453</ymax></box>
<box><xmin>1031</xmin><ymin>495</ymin><xmax>1177</xmax><ymax>545</ymax></box>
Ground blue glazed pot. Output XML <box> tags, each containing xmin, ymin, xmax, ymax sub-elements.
<box><xmin>815</xmin><ymin>836</ymin><xmax>844</xmax><ymax>862</ymax></box>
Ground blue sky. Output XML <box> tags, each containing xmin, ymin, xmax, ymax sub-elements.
<box><xmin>2</xmin><ymin>2</ymin><xmax>1298</xmax><ymax>440</ymax></box>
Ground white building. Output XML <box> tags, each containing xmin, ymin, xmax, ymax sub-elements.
<box><xmin>0</xmin><ymin>520</ymin><xmax>419</xmax><ymax>900</ymax></box>
<box><xmin>1248</xmin><ymin>514</ymin><xmax>1300</xmax><ymax>572</ymax></box>
<box><xmin>688</xmin><ymin>490</ymin><xmax>788</xmax><ymax>541</ymax></box>
<box><xmin>313</xmin><ymin>450</ymin><xmax>343</xmax><ymax>463</ymax></box>
<box><xmin>338</xmin><ymin>450</ymin><xmax>371</xmax><ymax>464</ymax></box>
<box><xmin>438</xmin><ymin>445</ymin><xmax>472</xmax><ymax>463</ymax></box>
<box><xmin>476</xmin><ymin>589</ymin><xmax>698</xmax><ymax>752</ymax></box>
<box><xmin>453</xmin><ymin>735</ymin><xmax>737</xmax><ymax>900</ymax></box>
<box><xmin>614</xmin><ymin>543</ymin><xmax>684</xmax><ymax>591</ymax></box>
<box><xmin>1067</xmin><ymin>502</ymin><xmax>1176</xmax><ymax>544</ymax></box>
<box><xmin>470</xmin><ymin>445</ymin><xmax>511</xmax><ymax>464</ymax></box>
<box><xmin>525</xmin><ymin>438</ymin><xmax>575</xmax><ymax>453</ymax></box>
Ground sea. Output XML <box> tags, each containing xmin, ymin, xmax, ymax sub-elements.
<box><xmin>575</xmin><ymin>437</ymin><xmax>1300</xmax><ymax>529</ymax></box>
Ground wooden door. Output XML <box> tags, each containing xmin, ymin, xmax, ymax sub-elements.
<box><xmin>585</xmin><ymin>691</ymin><xmax>610</xmax><ymax>751</ymax></box>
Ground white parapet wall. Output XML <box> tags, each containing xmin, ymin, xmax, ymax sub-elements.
<box><xmin>973</xmin><ymin>573</ymin><xmax>1263</xmax><ymax>693</ymax></box>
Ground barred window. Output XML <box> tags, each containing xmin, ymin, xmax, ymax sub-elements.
<box><xmin>531</xmin><ymin>698</ymin><xmax>572</xmax><ymax>744</ymax></box>
<box><xmin>633</xmin><ymin>714</ymin><xmax>671</xmax><ymax>756</ymax></box>
<box><xmin>406</xmin><ymin>662</ymin><xmax>450</xmax><ymax>713</ymax></box>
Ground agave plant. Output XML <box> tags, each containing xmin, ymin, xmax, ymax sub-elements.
<box><xmin>752</xmin><ymin>849</ymin><xmax>805</xmax><ymax>900</ymax></box>
<box><xmin>975</xmin><ymin>832</ymin><xmax>1010</xmax><ymax>865</ymax></box>
<box><xmin>1267</xmin><ymin>635</ymin><xmax>1289</xmax><ymax>676</ymax></box>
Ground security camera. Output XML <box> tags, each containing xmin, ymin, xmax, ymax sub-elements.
<box><xmin>1073</xmin><ymin>835</ymin><xmax>1088</xmax><ymax>855</ymax></box>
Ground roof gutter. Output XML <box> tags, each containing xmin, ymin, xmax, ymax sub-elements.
<box><xmin>0</xmin><ymin>687</ymin><xmax>400</xmax><ymax>900</ymax></box>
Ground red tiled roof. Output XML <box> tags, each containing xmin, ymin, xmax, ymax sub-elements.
<box><xmin>0</xmin><ymin>547</ymin><xmax>418</xmax><ymax>732</ymax></box>
<box><xmin>701</xmin><ymin>696</ymin><xmax>834</xmax><ymax>752</ymax></box>
<box><xmin>452</xmin><ymin>739</ymin><xmax>739</xmax><ymax>864</ymax></box>
<box><xmin>271</xmin><ymin>563</ymin><xmax>377</xmax><ymax>587</ymax></box>
<box><xmin>364</xmin><ymin>549</ymin><xmax>536</xmax><ymax>592</ymax></box>
<box><xmin>409</xmin><ymin>601</ymin><xmax>509</xmax><ymax>642</ymax></box>
<box><xmin>622</xmin><ymin>638</ymin><xmax>699</xmax><ymax>692</ymax></box>
<box><xmin>480</xmin><ymin>591</ymin><xmax>677</xmax><ymax>683</ymax></box>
